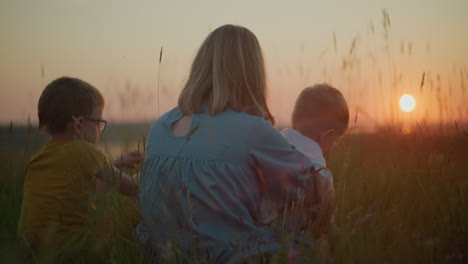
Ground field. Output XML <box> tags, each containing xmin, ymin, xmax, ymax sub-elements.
<box><xmin>0</xmin><ymin>123</ymin><xmax>467</xmax><ymax>263</ymax></box>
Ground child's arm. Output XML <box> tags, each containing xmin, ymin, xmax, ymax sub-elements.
<box><xmin>313</xmin><ymin>170</ymin><xmax>337</xmax><ymax>236</ymax></box>
<box><xmin>98</xmin><ymin>166</ymin><xmax>139</xmax><ymax>196</ymax></box>
<box><xmin>315</xmin><ymin>170</ymin><xmax>335</xmax><ymax>206</ymax></box>
<box><xmin>97</xmin><ymin>150</ymin><xmax>144</xmax><ymax>196</ymax></box>
<box><xmin>111</xmin><ymin>150</ymin><xmax>144</xmax><ymax>171</ymax></box>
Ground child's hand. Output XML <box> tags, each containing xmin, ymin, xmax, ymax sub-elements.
<box><xmin>112</xmin><ymin>150</ymin><xmax>144</xmax><ymax>170</ymax></box>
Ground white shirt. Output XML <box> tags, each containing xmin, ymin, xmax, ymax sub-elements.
<box><xmin>281</xmin><ymin>128</ymin><xmax>333</xmax><ymax>183</ymax></box>
<box><xmin>258</xmin><ymin>128</ymin><xmax>335</xmax><ymax>229</ymax></box>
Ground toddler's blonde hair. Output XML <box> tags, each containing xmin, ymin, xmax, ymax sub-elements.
<box><xmin>292</xmin><ymin>83</ymin><xmax>349</xmax><ymax>134</ymax></box>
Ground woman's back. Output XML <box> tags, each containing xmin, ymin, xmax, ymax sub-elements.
<box><xmin>139</xmin><ymin>106</ymin><xmax>315</xmax><ymax>262</ymax></box>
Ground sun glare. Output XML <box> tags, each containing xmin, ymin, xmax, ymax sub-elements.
<box><xmin>399</xmin><ymin>94</ymin><xmax>416</xmax><ymax>112</ymax></box>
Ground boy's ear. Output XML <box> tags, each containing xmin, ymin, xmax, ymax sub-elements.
<box><xmin>325</xmin><ymin>129</ymin><xmax>336</xmax><ymax>137</ymax></box>
<box><xmin>319</xmin><ymin>129</ymin><xmax>335</xmax><ymax>140</ymax></box>
<box><xmin>71</xmin><ymin>116</ymin><xmax>83</xmax><ymax>138</ymax></box>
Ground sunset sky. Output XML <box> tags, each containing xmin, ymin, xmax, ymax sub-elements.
<box><xmin>1</xmin><ymin>0</ymin><xmax>467</xmax><ymax>130</ymax></box>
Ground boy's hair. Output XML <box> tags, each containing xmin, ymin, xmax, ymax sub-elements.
<box><xmin>38</xmin><ymin>77</ymin><xmax>104</xmax><ymax>134</ymax></box>
<box><xmin>292</xmin><ymin>83</ymin><xmax>349</xmax><ymax>134</ymax></box>
<box><xmin>178</xmin><ymin>24</ymin><xmax>275</xmax><ymax>125</ymax></box>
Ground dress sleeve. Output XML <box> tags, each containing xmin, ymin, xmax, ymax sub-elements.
<box><xmin>248</xmin><ymin>119</ymin><xmax>317</xmax><ymax>203</ymax></box>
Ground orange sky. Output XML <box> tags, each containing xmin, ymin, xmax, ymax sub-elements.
<box><xmin>1</xmin><ymin>0</ymin><xmax>467</xmax><ymax>131</ymax></box>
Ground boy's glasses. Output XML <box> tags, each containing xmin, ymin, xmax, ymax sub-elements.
<box><xmin>84</xmin><ymin>117</ymin><xmax>107</xmax><ymax>132</ymax></box>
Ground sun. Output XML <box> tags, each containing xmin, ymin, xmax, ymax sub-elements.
<box><xmin>399</xmin><ymin>94</ymin><xmax>416</xmax><ymax>112</ymax></box>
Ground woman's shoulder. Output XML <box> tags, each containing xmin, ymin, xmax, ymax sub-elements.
<box><xmin>147</xmin><ymin>107</ymin><xmax>274</xmax><ymax>138</ymax></box>
<box><xmin>213</xmin><ymin>109</ymin><xmax>271</xmax><ymax>129</ymax></box>
<box><xmin>148</xmin><ymin>107</ymin><xmax>182</xmax><ymax>134</ymax></box>
<box><xmin>211</xmin><ymin>110</ymin><xmax>287</xmax><ymax>148</ymax></box>
<box><xmin>150</xmin><ymin>107</ymin><xmax>182</xmax><ymax>126</ymax></box>
<box><xmin>154</xmin><ymin>107</ymin><xmax>267</xmax><ymax>128</ymax></box>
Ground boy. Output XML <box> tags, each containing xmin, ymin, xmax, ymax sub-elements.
<box><xmin>17</xmin><ymin>77</ymin><xmax>143</xmax><ymax>257</ymax></box>
<box><xmin>253</xmin><ymin>83</ymin><xmax>347</xmax><ymax>262</ymax></box>
<box><xmin>283</xmin><ymin>83</ymin><xmax>348</xmax><ymax>238</ymax></box>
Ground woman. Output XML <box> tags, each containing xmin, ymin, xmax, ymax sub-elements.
<box><xmin>139</xmin><ymin>24</ymin><xmax>317</xmax><ymax>263</ymax></box>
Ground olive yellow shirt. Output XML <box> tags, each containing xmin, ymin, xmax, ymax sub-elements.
<box><xmin>18</xmin><ymin>140</ymin><xmax>109</xmax><ymax>251</ymax></box>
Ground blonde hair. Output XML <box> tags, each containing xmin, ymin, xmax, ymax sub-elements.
<box><xmin>177</xmin><ymin>24</ymin><xmax>275</xmax><ymax>125</ymax></box>
<box><xmin>292</xmin><ymin>83</ymin><xmax>349</xmax><ymax>134</ymax></box>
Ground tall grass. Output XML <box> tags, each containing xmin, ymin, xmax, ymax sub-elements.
<box><xmin>1</xmin><ymin>124</ymin><xmax>467</xmax><ymax>263</ymax></box>
<box><xmin>328</xmin><ymin>131</ymin><xmax>467</xmax><ymax>263</ymax></box>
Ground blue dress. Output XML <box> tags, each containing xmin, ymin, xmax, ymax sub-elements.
<box><xmin>138</xmin><ymin>106</ymin><xmax>317</xmax><ymax>263</ymax></box>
